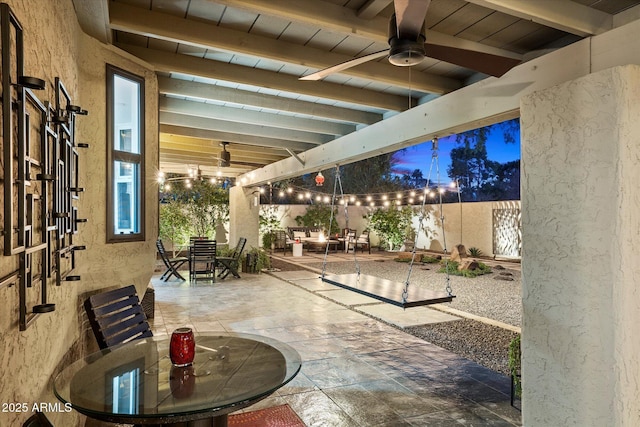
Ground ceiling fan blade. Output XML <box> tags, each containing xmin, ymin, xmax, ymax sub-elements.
<box><xmin>394</xmin><ymin>0</ymin><xmax>431</xmax><ymax>38</ymax></box>
<box><xmin>424</xmin><ymin>43</ymin><xmax>521</xmax><ymax>77</ymax></box>
<box><xmin>299</xmin><ymin>50</ymin><xmax>389</xmax><ymax>81</ymax></box>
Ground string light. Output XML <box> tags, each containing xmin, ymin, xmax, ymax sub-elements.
<box><xmin>249</xmin><ymin>182</ymin><xmax>459</xmax><ymax>207</ymax></box>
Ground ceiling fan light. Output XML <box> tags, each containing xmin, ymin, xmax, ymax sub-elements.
<box><xmin>388</xmin><ymin>39</ymin><xmax>426</xmax><ymax>66</ymax></box>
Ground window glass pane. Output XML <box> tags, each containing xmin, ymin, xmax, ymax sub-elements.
<box><xmin>107</xmin><ymin>65</ymin><xmax>144</xmax><ymax>242</ymax></box>
<box><xmin>113</xmin><ymin>160</ymin><xmax>140</xmax><ymax>235</ymax></box>
<box><xmin>113</xmin><ymin>75</ymin><xmax>140</xmax><ymax>154</ymax></box>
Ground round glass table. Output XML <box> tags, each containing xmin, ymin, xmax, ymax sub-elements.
<box><xmin>53</xmin><ymin>333</ymin><xmax>301</xmax><ymax>426</ymax></box>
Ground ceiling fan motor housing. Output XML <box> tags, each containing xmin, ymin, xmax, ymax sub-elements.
<box><xmin>220</xmin><ymin>145</ymin><xmax>231</xmax><ymax>167</ymax></box>
<box><xmin>388</xmin><ymin>14</ymin><xmax>426</xmax><ymax>66</ymax></box>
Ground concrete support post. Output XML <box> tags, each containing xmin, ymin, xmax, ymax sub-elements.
<box><xmin>520</xmin><ymin>65</ymin><xmax>640</xmax><ymax>426</ymax></box>
<box><xmin>229</xmin><ymin>185</ymin><xmax>260</xmax><ymax>250</ymax></box>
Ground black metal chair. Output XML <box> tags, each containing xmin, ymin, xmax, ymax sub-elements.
<box><xmin>84</xmin><ymin>285</ymin><xmax>153</xmax><ymax>350</ymax></box>
<box><xmin>156</xmin><ymin>239</ymin><xmax>188</xmax><ymax>281</ymax></box>
<box><xmin>23</xmin><ymin>412</ymin><xmax>53</xmax><ymax>427</ymax></box>
<box><xmin>190</xmin><ymin>239</ymin><xmax>217</xmax><ymax>282</ymax></box>
<box><xmin>217</xmin><ymin>237</ymin><xmax>247</xmax><ymax>279</ymax></box>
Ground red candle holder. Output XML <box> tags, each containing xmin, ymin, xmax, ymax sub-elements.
<box><xmin>170</xmin><ymin>327</ymin><xmax>195</xmax><ymax>367</ymax></box>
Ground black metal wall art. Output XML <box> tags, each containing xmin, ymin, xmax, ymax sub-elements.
<box><xmin>0</xmin><ymin>3</ymin><xmax>88</xmax><ymax>330</ymax></box>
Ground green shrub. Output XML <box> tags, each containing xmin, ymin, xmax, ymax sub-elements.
<box><xmin>421</xmin><ymin>255</ymin><xmax>440</xmax><ymax>264</ymax></box>
<box><xmin>468</xmin><ymin>247</ymin><xmax>484</xmax><ymax>257</ymax></box>
<box><xmin>367</xmin><ymin>206</ymin><xmax>413</xmax><ymax>251</ymax></box>
<box><xmin>509</xmin><ymin>335</ymin><xmax>522</xmax><ymax>398</ymax></box>
<box><xmin>438</xmin><ymin>260</ymin><xmax>492</xmax><ymax>277</ymax></box>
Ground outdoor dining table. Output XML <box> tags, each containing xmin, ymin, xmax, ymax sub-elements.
<box><xmin>53</xmin><ymin>333</ymin><xmax>302</xmax><ymax>426</ymax></box>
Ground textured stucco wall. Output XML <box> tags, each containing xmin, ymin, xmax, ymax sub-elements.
<box><xmin>521</xmin><ymin>65</ymin><xmax>640</xmax><ymax>426</ymax></box>
<box><xmin>0</xmin><ymin>1</ymin><xmax>158</xmax><ymax>426</ymax></box>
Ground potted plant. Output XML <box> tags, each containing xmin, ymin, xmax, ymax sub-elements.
<box><xmin>243</xmin><ymin>247</ymin><xmax>271</xmax><ymax>273</ymax></box>
<box><xmin>508</xmin><ymin>335</ymin><xmax>522</xmax><ymax>405</ymax></box>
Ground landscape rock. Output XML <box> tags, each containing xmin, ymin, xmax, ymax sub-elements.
<box><xmin>450</xmin><ymin>244</ymin><xmax>467</xmax><ymax>262</ymax></box>
<box><xmin>458</xmin><ymin>260</ymin><xmax>480</xmax><ymax>271</ymax></box>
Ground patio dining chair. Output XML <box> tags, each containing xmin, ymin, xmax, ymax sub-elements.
<box><xmin>353</xmin><ymin>230</ymin><xmax>371</xmax><ymax>254</ymax></box>
<box><xmin>156</xmin><ymin>239</ymin><xmax>188</xmax><ymax>281</ymax></box>
<box><xmin>190</xmin><ymin>239</ymin><xmax>217</xmax><ymax>282</ymax></box>
<box><xmin>217</xmin><ymin>237</ymin><xmax>247</xmax><ymax>279</ymax></box>
<box><xmin>84</xmin><ymin>285</ymin><xmax>153</xmax><ymax>350</ymax></box>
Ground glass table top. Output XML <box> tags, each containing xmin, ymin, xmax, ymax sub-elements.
<box><xmin>53</xmin><ymin>333</ymin><xmax>301</xmax><ymax>424</ymax></box>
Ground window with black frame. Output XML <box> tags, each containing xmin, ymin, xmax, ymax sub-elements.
<box><xmin>106</xmin><ymin>65</ymin><xmax>145</xmax><ymax>242</ymax></box>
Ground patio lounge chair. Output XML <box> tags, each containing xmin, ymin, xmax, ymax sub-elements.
<box><xmin>217</xmin><ymin>237</ymin><xmax>247</xmax><ymax>279</ymax></box>
<box><xmin>84</xmin><ymin>285</ymin><xmax>153</xmax><ymax>350</ymax></box>
<box><xmin>156</xmin><ymin>239</ymin><xmax>188</xmax><ymax>281</ymax></box>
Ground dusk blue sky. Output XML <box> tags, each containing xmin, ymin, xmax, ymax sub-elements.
<box><xmin>392</xmin><ymin>122</ymin><xmax>521</xmax><ymax>181</ymax></box>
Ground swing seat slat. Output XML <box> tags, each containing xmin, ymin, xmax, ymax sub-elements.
<box><xmin>321</xmin><ymin>273</ymin><xmax>455</xmax><ymax>308</ymax></box>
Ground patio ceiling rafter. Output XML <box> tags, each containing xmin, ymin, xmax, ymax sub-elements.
<box><xmin>119</xmin><ymin>44</ymin><xmax>414</xmax><ymax>112</ymax></box>
<box><xmin>109</xmin><ymin>2</ymin><xmax>461</xmax><ymax>95</ymax></box>
<box><xmin>157</xmin><ymin>77</ymin><xmax>383</xmax><ymax>126</ymax></box>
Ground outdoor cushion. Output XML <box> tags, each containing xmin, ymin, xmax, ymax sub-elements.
<box><xmin>293</xmin><ymin>231</ymin><xmax>306</xmax><ymax>239</ymax></box>
<box><xmin>308</xmin><ymin>231</ymin><xmax>322</xmax><ymax>239</ymax></box>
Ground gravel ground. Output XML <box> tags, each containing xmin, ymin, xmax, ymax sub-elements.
<box><xmin>405</xmin><ymin>320</ymin><xmax>519</xmax><ymax>376</ymax></box>
<box><xmin>270</xmin><ymin>256</ymin><xmax>521</xmax><ymax>376</ymax></box>
<box><xmin>305</xmin><ymin>259</ymin><xmax>522</xmax><ymax>327</ymax></box>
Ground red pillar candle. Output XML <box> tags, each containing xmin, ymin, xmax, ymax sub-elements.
<box><xmin>170</xmin><ymin>327</ymin><xmax>195</xmax><ymax>366</ymax></box>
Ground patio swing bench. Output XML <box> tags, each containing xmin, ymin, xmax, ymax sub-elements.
<box><xmin>321</xmin><ymin>273</ymin><xmax>455</xmax><ymax>309</ymax></box>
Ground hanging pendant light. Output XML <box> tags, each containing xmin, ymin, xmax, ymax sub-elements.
<box><xmin>315</xmin><ymin>171</ymin><xmax>325</xmax><ymax>186</ymax></box>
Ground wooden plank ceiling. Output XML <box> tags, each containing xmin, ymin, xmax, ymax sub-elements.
<box><xmin>74</xmin><ymin>0</ymin><xmax>640</xmax><ymax>180</ymax></box>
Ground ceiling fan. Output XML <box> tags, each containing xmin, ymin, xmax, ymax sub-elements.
<box><xmin>300</xmin><ymin>0</ymin><xmax>521</xmax><ymax>81</ymax></box>
<box><xmin>212</xmin><ymin>142</ymin><xmax>266</xmax><ymax>168</ymax></box>
<box><xmin>218</xmin><ymin>141</ymin><xmax>231</xmax><ymax>167</ymax></box>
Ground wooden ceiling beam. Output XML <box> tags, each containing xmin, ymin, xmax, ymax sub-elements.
<box><xmin>119</xmin><ymin>44</ymin><xmax>413</xmax><ymax>111</ymax></box>
<box><xmin>465</xmin><ymin>0</ymin><xmax>613</xmax><ymax>36</ymax></box>
<box><xmin>158</xmin><ymin>76</ymin><xmax>382</xmax><ymax>125</ymax></box>
<box><xmin>208</xmin><ymin>0</ymin><xmax>522</xmax><ymax>59</ymax></box>
<box><xmin>109</xmin><ymin>2</ymin><xmax>460</xmax><ymax>94</ymax></box>
<box><xmin>159</xmin><ymin>124</ymin><xmax>316</xmax><ymax>152</ymax></box>
<box><xmin>160</xmin><ymin>111</ymin><xmax>332</xmax><ymax>145</ymax></box>
<box><xmin>357</xmin><ymin>0</ymin><xmax>393</xmax><ymax>19</ymax></box>
<box><xmin>159</xmin><ymin>97</ymin><xmax>356</xmax><ymax>136</ymax></box>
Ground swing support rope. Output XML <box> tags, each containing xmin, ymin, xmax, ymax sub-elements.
<box><xmin>402</xmin><ymin>137</ymin><xmax>453</xmax><ymax>303</ymax></box>
<box><xmin>322</xmin><ymin>165</ymin><xmax>360</xmax><ymax>278</ymax></box>
<box><xmin>321</xmin><ymin>140</ymin><xmax>454</xmax><ymax>306</ymax></box>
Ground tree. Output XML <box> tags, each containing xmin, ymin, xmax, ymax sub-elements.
<box><xmin>284</xmin><ymin>152</ymin><xmax>407</xmax><ymax>199</ymax></box>
<box><xmin>367</xmin><ymin>206</ymin><xmax>413</xmax><ymax>251</ymax></box>
<box><xmin>483</xmin><ymin>160</ymin><xmax>520</xmax><ymax>200</ymax></box>
<box><xmin>448</xmin><ymin>128</ymin><xmax>494</xmax><ymax>201</ymax></box>
<box><xmin>447</xmin><ymin>119</ymin><xmax>520</xmax><ymax>201</ymax></box>
<box><xmin>160</xmin><ymin>177</ymin><xmax>230</xmax><ymax>239</ymax></box>
<box><xmin>159</xmin><ymin>202</ymin><xmax>191</xmax><ymax>257</ymax></box>
<box><xmin>294</xmin><ymin>204</ymin><xmax>339</xmax><ymax>235</ymax></box>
